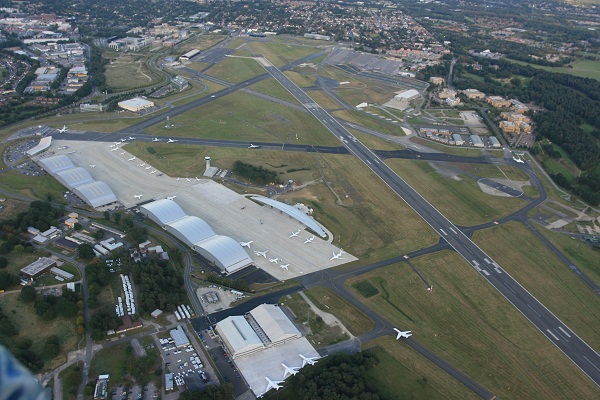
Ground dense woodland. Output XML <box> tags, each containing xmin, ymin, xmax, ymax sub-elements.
<box><xmin>232</xmin><ymin>160</ymin><xmax>279</xmax><ymax>185</ymax></box>
<box><xmin>131</xmin><ymin>260</ymin><xmax>187</xmax><ymax>313</ymax></box>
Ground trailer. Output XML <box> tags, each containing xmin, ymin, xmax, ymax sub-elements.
<box><xmin>175</xmin><ymin>311</ymin><xmax>182</xmax><ymax>321</ymax></box>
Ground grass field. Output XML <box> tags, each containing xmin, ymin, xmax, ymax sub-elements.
<box><xmin>204</xmin><ymin>57</ymin><xmax>266</xmax><ymax>84</ymax></box>
<box><xmin>347</xmin><ymin>250</ymin><xmax>600</xmax><ymax>399</ymax></box>
<box><xmin>279</xmin><ymin>293</ymin><xmax>349</xmax><ymax>348</ymax></box>
<box><xmin>89</xmin><ymin>342</ymin><xmax>132</xmax><ymax>384</ymax></box>
<box><xmin>450</xmin><ymin>162</ymin><xmax>531</xmax><ymax>181</ymax></box>
<box><xmin>145</xmin><ymin>91</ymin><xmax>339</xmax><ymax>146</ymax></box>
<box><xmin>538</xmin><ymin>229</ymin><xmax>600</xmax><ymax>286</ymax></box>
<box><xmin>247</xmin><ymin>78</ymin><xmax>300</xmax><ymax>104</ymax></box>
<box><xmin>0</xmin><ymin>292</ymin><xmax>79</xmax><ymax>371</ymax></box>
<box><xmin>59</xmin><ymin>362</ymin><xmax>83</xmax><ymax>400</ymax></box>
<box><xmin>333</xmin><ymin>109</ymin><xmax>404</xmax><ymax>136</ymax></box>
<box><xmin>508</xmin><ymin>57</ymin><xmax>600</xmax><ymax>81</ymax></box>
<box><xmin>386</xmin><ymin>159</ymin><xmax>528</xmax><ymax>226</ymax></box>
<box><xmin>284</xmin><ymin>71</ymin><xmax>317</xmax><ymax>87</ymax></box>
<box><xmin>104</xmin><ymin>52</ymin><xmax>161</xmax><ymax>90</ymax></box>
<box><xmin>305</xmin><ymin>90</ymin><xmax>342</xmax><ymax>109</ymax></box>
<box><xmin>473</xmin><ymin>221</ymin><xmax>600</xmax><ymax>349</ymax></box>
<box><xmin>0</xmin><ymin>171</ymin><xmax>67</xmax><ymax>202</ymax></box>
<box><xmin>304</xmin><ymin>287</ymin><xmax>374</xmax><ymax>335</ymax></box>
<box><xmin>409</xmin><ymin>137</ymin><xmax>485</xmax><ymax>156</ymax></box>
<box><xmin>170</xmin><ymin>34</ymin><xmax>225</xmax><ymax>54</ymax></box>
<box><xmin>346</xmin><ymin>127</ymin><xmax>406</xmax><ymax>151</ymax></box>
<box><xmin>247</xmin><ymin>42</ymin><xmax>321</xmax><ymax>67</ymax></box>
<box><xmin>363</xmin><ymin>343</ymin><xmax>477</xmax><ymax>400</ymax></box>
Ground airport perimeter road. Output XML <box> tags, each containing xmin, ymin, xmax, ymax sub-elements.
<box><xmin>260</xmin><ymin>59</ymin><xmax>600</xmax><ymax>387</ymax></box>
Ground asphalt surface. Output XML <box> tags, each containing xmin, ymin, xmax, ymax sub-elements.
<box><xmin>260</xmin><ymin>60</ymin><xmax>600</xmax><ymax>388</ymax></box>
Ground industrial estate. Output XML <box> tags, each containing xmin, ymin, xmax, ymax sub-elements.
<box><xmin>0</xmin><ymin>1</ymin><xmax>599</xmax><ymax>400</ymax></box>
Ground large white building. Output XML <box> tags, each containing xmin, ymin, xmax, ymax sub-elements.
<box><xmin>118</xmin><ymin>98</ymin><xmax>154</xmax><ymax>112</ymax></box>
<box><xmin>216</xmin><ymin>316</ymin><xmax>264</xmax><ymax>359</ymax></box>
<box><xmin>37</xmin><ymin>155</ymin><xmax>118</xmax><ymax>208</ymax></box>
<box><xmin>140</xmin><ymin>199</ymin><xmax>252</xmax><ymax>274</ymax></box>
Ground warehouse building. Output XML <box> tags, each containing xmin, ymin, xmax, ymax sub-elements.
<box><xmin>117</xmin><ymin>98</ymin><xmax>154</xmax><ymax>113</ymax></box>
<box><xmin>21</xmin><ymin>257</ymin><xmax>57</xmax><ymax>280</ymax></box>
<box><xmin>489</xmin><ymin>136</ymin><xmax>502</xmax><ymax>148</ymax></box>
<box><xmin>37</xmin><ymin>155</ymin><xmax>118</xmax><ymax>208</ymax></box>
<box><xmin>470</xmin><ymin>134</ymin><xmax>484</xmax><ymax>148</ymax></box>
<box><xmin>140</xmin><ymin>199</ymin><xmax>252</xmax><ymax>274</ymax></box>
<box><xmin>216</xmin><ymin>316</ymin><xmax>264</xmax><ymax>359</ymax></box>
<box><xmin>452</xmin><ymin>134</ymin><xmax>464</xmax><ymax>146</ymax></box>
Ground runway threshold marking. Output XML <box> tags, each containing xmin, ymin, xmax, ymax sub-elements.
<box><xmin>558</xmin><ymin>327</ymin><xmax>571</xmax><ymax>338</ymax></box>
<box><xmin>547</xmin><ymin>329</ymin><xmax>560</xmax><ymax>341</ymax></box>
<box><xmin>482</xmin><ymin>270</ymin><xmax>490</xmax><ymax>276</ymax></box>
<box><xmin>440</xmin><ymin>229</ymin><xmax>447</xmax><ymax>235</ymax></box>
<box><xmin>449</xmin><ymin>227</ymin><xmax>457</xmax><ymax>234</ymax></box>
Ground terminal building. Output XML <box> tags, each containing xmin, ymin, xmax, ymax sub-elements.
<box><xmin>140</xmin><ymin>199</ymin><xmax>252</xmax><ymax>274</ymax></box>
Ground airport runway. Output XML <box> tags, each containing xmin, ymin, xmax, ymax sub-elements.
<box><xmin>259</xmin><ymin>58</ymin><xmax>600</xmax><ymax>387</ymax></box>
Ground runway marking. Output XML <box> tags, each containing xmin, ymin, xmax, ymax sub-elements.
<box><xmin>527</xmin><ymin>304</ymin><xmax>541</xmax><ymax>317</ymax></box>
<box><xmin>558</xmin><ymin>327</ymin><xmax>571</xmax><ymax>338</ymax></box>
<box><xmin>440</xmin><ymin>229</ymin><xmax>447</xmax><ymax>235</ymax></box>
<box><xmin>503</xmin><ymin>282</ymin><xmax>516</xmax><ymax>294</ymax></box>
<box><xmin>449</xmin><ymin>227</ymin><xmax>457</xmax><ymax>234</ymax></box>
<box><xmin>471</xmin><ymin>260</ymin><xmax>480</xmax><ymax>268</ymax></box>
<box><xmin>484</xmin><ymin>258</ymin><xmax>491</xmax><ymax>264</ymax></box>
<box><xmin>547</xmin><ymin>329</ymin><xmax>560</xmax><ymax>341</ymax></box>
<box><xmin>493</xmin><ymin>264</ymin><xmax>503</xmax><ymax>274</ymax></box>
<box><xmin>583</xmin><ymin>356</ymin><xmax>600</xmax><ymax>373</ymax></box>
<box><xmin>482</xmin><ymin>270</ymin><xmax>490</xmax><ymax>276</ymax></box>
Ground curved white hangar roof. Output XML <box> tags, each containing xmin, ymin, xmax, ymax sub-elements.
<box><xmin>26</xmin><ymin>136</ymin><xmax>52</xmax><ymax>157</ymax></box>
<box><xmin>140</xmin><ymin>200</ymin><xmax>252</xmax><ymax>274</ymax></box>
<box><xmin>36</xmin><ymin>155</ymin><xmax>117</xmax><ymax>209</ymax></box>
<box><xmin>38</xmin><ymin>154</ymin><xmax>74</xmax><ymax>173</ymax></box>
<box><xmin>250</xmin><ymin>196</ymin><xmax>326</xmax><ymax>237</ymax></box>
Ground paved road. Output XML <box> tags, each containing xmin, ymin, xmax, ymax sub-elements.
<box><xmin>260</xmin><ymin>59</ymin><xmax>600</xmax><ymax>388</ymax></box>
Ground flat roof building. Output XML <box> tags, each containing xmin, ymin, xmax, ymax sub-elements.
<box><xmin>21</xmin><ymin>257</ymin><xmax>56</xmax><ymax>279</ymax></box>
<box><xmin>249</xmin><ymin>304</ymin><xmax>301</xmax><ymax>346</ymax></box>
<box><xmin>216</xmin><ymin>316</ymin><xmax>264</xmax><ymax>359</ymax></box>
<box><xmin>118</xmin><ymin>98</ymin><xmax>154</xmax><ymax>113</ymax></box>
<box><xmin>26</xmin><ymin>136</ymin><xmax>52</xmax><ymax>156</ymax></box>
<box><xmin>170</xmin><ymin>326</ymin><xmax>190</xmax><ymax>347</ymax></box>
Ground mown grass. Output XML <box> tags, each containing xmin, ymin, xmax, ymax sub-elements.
<box><xmin>347</xmin><ymin>250</ymin><xmax>600</xmax><ymax>399</ymax></box>
<box><xmin>58</xmin><ymin>361</ymin><xmax>83</xmax><ymax>400</ymax></box>
<box><xmin>346</xmin><ymin>127</ymin><xmax>406</xmax><ymax>151</ymax></box>
<box><xmin>304</xmin><ymin>287</ymin><xmax>374</xmax><ymax>335</ymax></box>
<box><xmin>508</xmin><ymin>57</ymin><xmax>600</xmax><ymax>82</ymax></box>
<box><xmin>305</xmin><ymin>90</ymin><xmax>342</xmax><ymax>109</ymax></box>
<box><xmin>0</xmin><ymin>172</ymin><xmax>67</xmax><ymax>202</ymax></box>
<box><xmin>386</xmin><ymin>159</ymin><xmax>528</xmax><ymax>226</ymax></box>
<box><xmin>247</xmin><ymin>41</ymin><xmax>321</xmax><ymax>67</ymax></box>
<box><xmin>247</xmin><ymin>78</ymin><xmax>300</xmax><ymax>104</ymax></box>
<box><xmin>104</xmin><ymin>52</ymin><xmax>161</xmax><ymax>90</ymax></box>
<box><xmin>145</xmin><ymin>91</ymin><xmax>339</xmax><ymax>146</ymax></box>
<box><xmin>204</xmin><ymin>57</ymin><xmax>266</xmax><ymax>83</ymax></box>
<box><xmin>170</xmin><ymin>34</ymin><xmax>225</xmax><ymax>54</ymax></box>
<box><xmin>409</xmin><ymin>137</ymin><xmax>484</xmax><ymax>156</ymax></box>
<box><xmin>473</xmin><ymin>221</ymin><xmax>600</xmax><ymax>350</ymax></box>
<box><xmin>333</xmin><ymin>109</ymin><xmax>404</xmax><ymax>136</ymax></box>
<box><xmin>363</xmin><ymin>343</ymin><xmax>476</xmax><ymax>400</ymax></box>
<box><xmin>284</xmin><ymin>71</ymin><xmax>317</xmax><ymax>87</ymax></box>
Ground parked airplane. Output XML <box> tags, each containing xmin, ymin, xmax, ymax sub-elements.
<box><xmin>304</xmin><ymin>236</ymin><xmax>315</xmax><ymax>244</ymax></box>
<box><xmin>145</xmin><ymin>166</ymin><xmax>152</xmax><ymax>170</ymax></box>
<box><xmin>289</xmin><ymin>230</ymin><xmax>300</xmax><ymax>238</ymax></box>
<box><xmin>119</xmin><ymin>152</ymin><xmax>125</xmax><ymax>155</ymax></box>
<box><xmin>195</xmin><ymin>177</ymin><xmax>200</xmax><ymax>181</ymax></box>
<box><xmin>58</xmin><ymin>125</ymin><xmax>68</xmax><ymax>133</ymax></box>
<box><xmin>281</xmin><ymin>364</ymin><xmax>300</xmax><ymax>378</ymax></box>
<box><xmin>176</xmin><ymin>177</ymin><xmax>180</xmax><ymax>181</ymax></box>
<box><xmin>239</xmin><ymin>241</ymin><xmax>253</xmax><ymax>248</ymax></box>
<box><xmin>269</xmin><ymin>258</ymin><xmax>279</xmax><ymax>263</ymax></box>
<box><xmin>248</xmin><ymin>144</ymin><xmax>261</xmax><ymax>149</ymax></box>
<box><xmin>89</xmin><ymin>165</ymin><xmax>96</xmax><ymax>168</ymax></box>
<box><xmin>393</xmin><ymin>328</ymin><xmax>412</xmax><ymax>339</ymax></box>
<box><xmin>330</xmin><ymin>250</ymin><xmax>344</xmax><ymax>260</ymax></box>
<box><xmin>512</xmin><ymin>156</ymin><xmax>524</xmax><ymax>163</ymax></box>
<box><xmin>264</xmin><ymin>377</ymin><xmax>284</xmax><ymax>392</ymax></box>
<box><xmin>167</xmin><ymin>138</ymin><xmax>177</xmax><ymax>143</ymax></box>
<box><xmin>166</xmin><ymin>196</ymin><xmax>177</xmax><ymax>201</ymax></box>
<box><xmin>254</xmin><ymin>250</ymin><xmax>269</xmax><ymax>258</ymax></box>
<box><xmin>150</xmin><ymin>170</ymin><xmax>157</xmax><ymax>174</ymax></box>
<box><xmin>120</xmin><ymin>138</ymin><xmax>126</xmax><ymax>142</ymax></box>
<box><xmin>128</xmin><ymin>136</ymin><xmax>135</xmax><ymax>140</ymax></box>
<box><xmin>134</xmin><ymin>195</ymin><xmax>143</xmax><ymax>199</ymax></box>
<box><xmin>186</xmin><ymin>178</ymin><xmax>191</xmax><ymax>182</ymax></box>
<box><xmin>109</xmin><ymin>144</ymin><xmax>117</xmax><ymax>148</ymax></box>
<box><xmin>152</xmin><ymin>137</ymin><xmax>161</xmax><ymax>142</ymax></box>
<box><xmin>299</xmin><ymin>354</ymin><xmax>320</xmax><ymax>367</ymax></box>
<box><xmin>128</xmin><ymin>157</ymin><xmax>136</xmax><ymax>161</ymax></box>
<box><xmin>280</xmin><ymin>264</ymin><xmax>290</xmax><ymax>270</ymax></box>
<box><xmin>111</xmin><ymin>147</ymin><xmax>119</xmax><ymax>151</ymax></box>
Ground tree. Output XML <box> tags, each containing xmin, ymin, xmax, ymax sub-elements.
<box><xmin>103</xmin><ymin>211</ymin><xmax>110</xmax><ymax>220</ymax></box>
<box><xmin>20</xmin><ymin>285</ymin><xmax>37</xmax><ymax>303</ymax></box>
<box><xmin>43</xmin><ymin>335</ymin><xmax>60</xmax><ymax>359</ymax></box>
<box><xmin>0</xmin><ymin>256</ymin><xmax>7</xmax><ymax>269</ymax></box>
<box><xmin>73</xmin><ymin>222</ymin><xmax>82</xmax><ymax>231</ymax></box>
<box><xmin>95</xmin><ymin>229</ymin><xmax>105</xmax><ymax>240</ymax></box>
<box><xmin>78</xmin><ymin>244</ymin><xmax>95</xmax><ymax>260</ymax></box>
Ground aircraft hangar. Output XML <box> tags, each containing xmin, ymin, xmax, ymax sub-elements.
<box><xmin>139</xmin><ymin>199</ymin><xmax>253</xmax><ymax>274</ymax></box>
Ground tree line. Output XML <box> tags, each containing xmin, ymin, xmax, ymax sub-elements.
<box><xmin>232</xmin><ymin>160</ymin><xmax>279</xmax><ymax>185</ymax></box>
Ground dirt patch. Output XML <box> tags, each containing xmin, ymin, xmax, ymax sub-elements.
<box><xmin>477</xmin><ymin>179</ymin><xmax>528</xmax><ymax>197</ymax></box>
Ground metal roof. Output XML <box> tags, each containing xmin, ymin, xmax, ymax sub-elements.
<box><xmin>167</xmin><ymin>216</ymin><xmax>215</xmax><ymax>245</ymax></box>
<box><xmin>250</xmin><ymin>304</ymin><xmax>300</xmax><ymax>344</ymax></box>
<box><xmin>196</xmin><ymin>235</ymin><xmax>253</xmax><ymax>274</ymax></box>
<box><xmin>56</xmin><ymin>167</ymin><xmax>94</xmax><ymax>187</ymax></box>
<box><xmin>26</xmin><ymin>136</ymin><xmax>52</xmax><ymax>156</ymax></box>
<box><xmin>72</xmin><ymin>181</ymin><xmax>118</xmax><ymax>208</ymax></box>
<box><xmin>250</xmin><ymin>196</ymin><xmax>326</xmax><ymax>237</ymax></box>
<box><xmin>140</xmin><ymin>199</ymin><xmax>187</xmax><ymax>225</ymax></box>
<box><xmin>38</xmin><ymin>154</ymin><xmax>74</xmax><ymax>173</ymax></box>
<box><xmin>216</xmin><ymin>316</ymin><xmax>263</xmax><ymax>356</ymax></box>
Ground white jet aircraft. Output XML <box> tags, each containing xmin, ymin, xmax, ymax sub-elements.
<box><xmin>393</xmin><ymin>328</ymin><xmax>412</xmax><ymax>339</ymax></box>
<box><xmin>134</xmin><ymin>195</ymin><xmax>143</xmax><ymax>199</ymax></box>
<box><xmin>109</xmin><ymin>144</ymin><xmax>117</xmax><ymax>148</ymax></box>
<box><xmin>280</xmin><ymin>264</ymin><xmax>290</xmax><ymax>270</ymax></box>
<box><xmin>186</xmin><ymin>178</ymin><xmax>190</xmax><ymax>182</ymax></box>
<box><xmin>195</xmin><ymin>177</ymin><xmax>200</xmax><ymax>181</ymax></box>
<box><xmin>304</xmin><ymin>236</ymin><xmax>315</xmax><ymax>244</ymax></box>
<box><xmin>145</xmin><ymin>166</ymin><xmax>152</xmax><ymax>170</ymax></box>
<box><xmin>281</xmin><ymin>364</ymin><xmax>300</xmax><ymax>378</ymax></box>
<box><xmin>248</xmin><ymin>144</ymin><xmax>260</xmax><ymax>149</ymax></box>
<box><xmin>90</xmin><ymin>165</ymin><xmax>96</xmax><ymax>168</ymax></box>
<box><xmin>119</xmin><ymin>152</ymin><xmax>125</xmax><ymax>155</ymax></box>
<box><xmin>111</xmin><ymin>147</ymin><xmax>119</xmax><ymax>151</ymax></box>
<box><xmin>289</xmin><ymin>230</ymin><xmax>300</xmax><ymax>238</ymax></box>
<box><xmin>167</xmin><ymin>138</ymin><xmax>178</xmax><ymax>143</ymax></box>
<box><xmin>120</xmin><ymin>138</ymin><xmax>126</xmax><ymax>142</ymax></box>
<box><xmin>152</xmin><ymin>137</ymin><xmax>161</xmax><ymax>142</ymax></box>
<box><xmin>269</xmin><ymin>258</ymin><xmax>279</xmax><ymax>264</ymax></box>
<box><xmin>58</xmin><ymin>125</ymin><xmax>68</xmax><ymax>133</ymax></box>
<box><xmin>128</xmin><ymin>136</ymin><xmax>134</xmax><ymax>140</ymax></box>
<box><xmin>254</xmin><ymin>250</ymin><xmax>269</xmax><ymax>258</ymax></box>
<box><xmin>166</xmin><ymin>196</ymin><xmax>177</xmax><ymax>201</ymax></box>
<box><xmin>150</xmin><ymin>170</ymin><xmax>157</xmax><ymax>174</ymax></box>
<box><xmin>239</xmin><ymin>241</ymin><xmax>253</xmax><ymax>248</ymax></box>
<box><xmin>330</xmin><ymin>250</ymin><xmax>344</xmax><ymax>260</ymax></box>
<box><xmin>264</xmin><ymin>377</ymin><xmax>284</xmax><ymax>392</ymax></box>
<box><xmin>128</xmin><ymin>157</ymin><xmax>136</xmax><ymax>161</ymax></box>
<box><xmin>512</xmin><ymin>156</ymin><xmax>524</xmax><ymax>163</ymax></box>
<box><xmin>299</xmin><ymin>354</ymin><xmax>320</xmax><ymax>367</ymax></box>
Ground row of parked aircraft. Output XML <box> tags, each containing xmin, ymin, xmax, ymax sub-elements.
<box><xmin>259</xmin><ymin>355</ymin><xmax>321</xmax><ymax>396</ymax></box>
